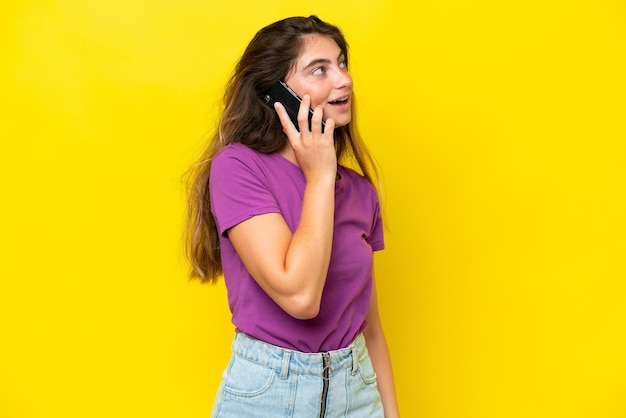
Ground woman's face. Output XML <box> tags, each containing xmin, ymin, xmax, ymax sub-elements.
<box><xmin>285</xmin><ymin>34</ymin><xmax>353</xmax><ymax>128</ymax></box>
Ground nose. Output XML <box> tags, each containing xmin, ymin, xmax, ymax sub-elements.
<box><xmin>333</xmin><ymin>67</ymin><xmax>353</xmax><ymax>90</ymax></box>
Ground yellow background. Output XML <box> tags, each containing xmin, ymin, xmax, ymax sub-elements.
<box><xmin>1</xmin><ymin>1</ymin><xmax>625</xmax><ymax>417</ymax></box>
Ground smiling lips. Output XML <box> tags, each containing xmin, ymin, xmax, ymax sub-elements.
<box><xmin>328</xmin><ymin>96</ymin><xmax>349</xmax><ymax>105</ymax></box>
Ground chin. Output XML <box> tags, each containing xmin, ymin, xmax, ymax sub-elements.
<box><xmin>331</xmin><ymin>115</ymin><xmax>352</xmax><ymax>128</ymax></box>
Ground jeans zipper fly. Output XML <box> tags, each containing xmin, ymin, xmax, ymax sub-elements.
<box><xmin>319</xmin><ymin>352</ymin><xmax>331</xmax><ymax>418</ymax></box>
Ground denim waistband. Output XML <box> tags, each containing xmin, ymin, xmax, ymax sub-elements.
<box><xmin>231</xmin><ymin>332</ymin><xmax>366</xmax><ymax>378</ymax></box>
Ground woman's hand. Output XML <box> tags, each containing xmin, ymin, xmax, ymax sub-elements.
<box><xmin>274</xmin><ymin>94</ymin><xmax>337</xmax><ymax>182</ymax></box>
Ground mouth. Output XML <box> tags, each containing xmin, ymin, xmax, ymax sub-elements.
<box><xmin>328</xmin><ymin>96</ymin><xmax>350</xmax><ymax>105</ymax></box>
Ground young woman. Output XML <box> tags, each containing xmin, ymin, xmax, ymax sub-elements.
<box><xmin>186</xmin><ymin>15</ymin><xmax>400</xmax><ymax>417</ymax></box>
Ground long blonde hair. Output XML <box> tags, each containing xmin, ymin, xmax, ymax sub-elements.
<box><xmin>185</xmin><ymin>16</ymin><xmax>379</xmax><ymax>283</ymax></box>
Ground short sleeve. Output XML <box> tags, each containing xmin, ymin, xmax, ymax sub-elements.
<box><xmin>209</xmin><ymin>146</ymin><xmax>280</xmax><ymax>236</ymax></box>
<box><xmin>368</xmin><ymin>192</ymin><xmax>385</xmax><ymax>251</ymax></box>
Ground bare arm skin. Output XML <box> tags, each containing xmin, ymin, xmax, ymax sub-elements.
<box><xmin>227</xmin><ymin>96</ymin><xmax>337</xmax><ymax>319</ymax></box>
<box><xmin>364</xmin><ymin>272</ymin><xmax>401</xmax><ymax>417</ymax></box>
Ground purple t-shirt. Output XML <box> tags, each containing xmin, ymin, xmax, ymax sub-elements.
<box><xmin>209</xmin><ymin>143</ymin><xmax>384</xmax><ymax>352</ymax></box>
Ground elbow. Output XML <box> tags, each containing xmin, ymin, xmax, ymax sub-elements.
<box><xmin>290</xmin><ymin>306</ymin><xmax>320</xmax><ymax>320</ymax></box>
<box><xmin>264</xmin><ymin>273</ymin><xmax>326</xmax><ymax>320</ymax></box>
<box><xmin>284</xmin><ymin>294</ymin><xmax>321</xmax><ymax>320</ymax></box>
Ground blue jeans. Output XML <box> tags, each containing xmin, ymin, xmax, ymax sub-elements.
<box><xmin>211</xmin><ymin>332</ymin><xmax>384</xmax><ymax>417</ymax></box>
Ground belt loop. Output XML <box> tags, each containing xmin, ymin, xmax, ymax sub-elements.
<box><xmin>351</xmin><ymin>343</ymin><xmax>358</xmax><ymax>376</ymax></box>
<box><xmin>281</xmin><ymin>350</ymin><xmax>291</xmax><ymax>380</ymax></box>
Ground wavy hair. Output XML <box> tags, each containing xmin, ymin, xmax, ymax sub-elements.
<box><xmin>185</xmin><ymin>15</ymin><xmax>379</xmax><ymax>282</ymax></box>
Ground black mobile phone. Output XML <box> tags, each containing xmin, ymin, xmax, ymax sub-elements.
<box><xmin>263</xmin><ymin>80</ymin><xmax>325</xmax><ymax>133</ymax></box>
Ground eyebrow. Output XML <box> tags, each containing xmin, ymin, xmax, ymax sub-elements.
<box><xmin>302</xmin><ymin>53</ymin><xmax>346</xmax><ymax>72</ymax></box>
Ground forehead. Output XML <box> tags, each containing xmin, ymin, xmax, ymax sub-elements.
<box><xmin>293</xmin><ymin>34</ymin><xmax>343</xmax><ymax>68</ymax></box>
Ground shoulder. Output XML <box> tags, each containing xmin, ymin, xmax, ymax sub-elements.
<box><xmin>338</xmin><ymin>166</ymin><xmax>378</xmax><ymax>195</ymax></box>
<box><xmin>213</xmin><ymin>143</ymin><xmax>259</xmax><ymax>165</ymax></box>
<box><xmin>338</xmin><ymin>165</ymin><xmax>364</xmax><ymax>181</ymax></box>
<box><xmin>211</xmin><ymin>143</ymin><xmax>269</xmax><ymax>175</ymax></box>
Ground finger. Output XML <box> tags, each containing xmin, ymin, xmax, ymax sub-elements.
<box><xmin>274</xmin><ymin>102</ymin><xmax>299</xmax><ymax>137</ymax></box>
<box><xmin>310</xmin><ymin>105</ymin><xmax>324</xmax><ymax>135</ymax></box>
<box><xmin>297</xmin><ymin>94</ymin><xmax>312</xmax><ymax>133</ymax></box>
<box><xmin>323</xmin><ymin>117</ymin><xmax>336</xmax><ymax>136</ymax></box>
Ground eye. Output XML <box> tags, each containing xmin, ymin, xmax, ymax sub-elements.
<box><xmin>339</xmin><ymin>60</ymin><xmax>347</xmax><ymax>69</ymax></box>
<box><xmin>312</xmin><ymin>66</ymin><xmax>325</xmax><ymax>75</ymax></box>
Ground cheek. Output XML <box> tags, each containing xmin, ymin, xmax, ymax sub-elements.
<box><xmin>308</xmin><ymin>89</ymin><xmax>329</xmax><ymax>108</ymax></box>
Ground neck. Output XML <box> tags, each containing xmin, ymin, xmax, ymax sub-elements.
<box><xmin>278</xmin><ymin>143</ymin><xmax>299</xmax><ymax>166</ymax></box>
